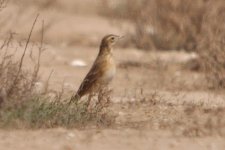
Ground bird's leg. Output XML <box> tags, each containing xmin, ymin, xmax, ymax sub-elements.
<box><xmin>97</xmin><ymin>87</ymin><xmax>105</xmax><ymax>105</ymax></box>
<box><xmin>69</xmin><ymin>94</ymin><xmax>79</xmax><ymax>105</ymax></box>
<box><xmin>105</xmin><ymin>86</ymin><xmax>112</xmax><ymax>106</ymax></box>
<box><xmin>96</xmin><ymin>89</ymin><xmax>104</xmax><ymax>111</ymax></box>
<box><xmin>86</xmin><ymin>93</ymin><xmax>94</xmax><ymax>109</ymax></box>
<box><xmin>97</xmin><ymin>86</ymin><xmax>112</xmax><ymax>108</ymax></box>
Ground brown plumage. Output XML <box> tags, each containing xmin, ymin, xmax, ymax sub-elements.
<box><xmin>70</xmin><ymin>34</ymin><xmax>122</xmax><ymax>104</ymax></box>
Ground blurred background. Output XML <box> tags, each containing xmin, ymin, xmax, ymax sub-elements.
<box><xmin>0</xmin><ymin>0</ymin><xmax>221</xmax><ymax>48</ymax></box>
<box><xmin>1</xmin><ymin>0</ymin><xmax>225</xmax><ymax>89</ymax></box>
<box><xmin>1</xmin><ymin>0</ymin><xmax>201</xmax><ymax>49</ymax></box>
<box><xmin>0</xmin><ymin>1</ymin><xmax>225</xmax><ymax>149</ymax></box>
<box><xmin>0</xmin><ymin>0</ymin><xmax>214</xmax><ymax>49</ymax></box>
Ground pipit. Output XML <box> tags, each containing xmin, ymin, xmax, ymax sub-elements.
<box><xmin>70</xmin><ymin>34</ymin><xmax>122</xmax><ymax>104</ymax></box>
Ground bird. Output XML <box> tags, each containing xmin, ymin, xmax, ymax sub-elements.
<box><xmin>70</xmin><ymin>34</ymin><xmax>122</xmax><ymax>105</ymax></box>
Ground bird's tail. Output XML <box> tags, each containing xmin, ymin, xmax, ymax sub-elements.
<box><xmin>69</xmin><ymin>93</ymin><xmax>81</xmax><ymax>104</ymax></box>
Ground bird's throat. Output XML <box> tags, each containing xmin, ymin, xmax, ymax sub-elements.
<box><xmin>99</xmin><ymin>44</ymin><xmax>112</xmax><ymax>56</ymax></box>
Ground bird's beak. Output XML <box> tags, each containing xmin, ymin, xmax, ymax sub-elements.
<box><xmin>119</xmin><ymin>35</ymin><xmax>125</xmax><ymax>39</ymax></box>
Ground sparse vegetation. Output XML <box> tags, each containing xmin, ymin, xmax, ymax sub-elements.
<box><xmin>0</xmin><ymin>13</ymin><xmax>115</xmax><ymax>129</ymax></box>
<box><xmin>1</xmin><ymin>1</ymin><xmax>225</xmax><ymax>149</ymax></box>
<box><xmin>0</xmin><ymin>97</ymin><xmax>115</xmax><ymax>129</ymax></box>
<box><xmin>118</xmin><ymin>91</ymin><xmax>225</xmax><ymax>137</ymax></box>
<box><xmin>100</xmin><ymin>0</ymin><xmax>206</xmax><ymax>51</ymax></box>
<box><xmin>101</xmin><ymin>0</ymin><xmax>225</xmax><ymax>89</ymax></box>
<box><xmin>197</xmin><ymin>0</ymin><xmax>225</xmax><ymax>89</ymax></box>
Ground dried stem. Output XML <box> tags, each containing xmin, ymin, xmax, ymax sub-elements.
<box><xmin>7</xmin><ymin>14</ymin><xmax>39</xmax><ymax>97</ymax></box>
<box><xmin>29</xmin><ymin>20</ymin><xmax>45</xmax><ymax>90</ymax></box>
<box><xmin>42</xmin><ymin>69</ymin><xmax>54</xmax><ymax>94</ymax></box>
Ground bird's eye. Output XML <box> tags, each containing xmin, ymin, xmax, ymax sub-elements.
<box><xmin>111</xmin><ymin>37</ymin><xmax>115</xmax><ymax>40</ymax></box>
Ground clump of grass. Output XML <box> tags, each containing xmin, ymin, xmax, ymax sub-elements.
<box><xmin>197</xmin><ymin>0</ymin><xmax>225</xmax><ymax>89</ymax></box>
<box><xmin>0</xmin><ymin>14</ymin><xmax>115</xmax><ymax>129</ymax></box>
<box><xmin>0</xmin><ymin>14</ymin><xmax>40</xmax><ymax>106</ymax></box>
<box><xmin>0</xmin><ymin>96</ymin><xmax>115</xmax><ymax>129</ymax></box>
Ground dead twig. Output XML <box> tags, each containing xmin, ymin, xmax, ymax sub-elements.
<box><xmin>7</xmin><ymin>14</ymin><xmax>39</xmax><ymax>97</ymax></box>
<box><xmin>29</xmin><ymin>20</ymin><xmax>45</xmax><ymax>90</ymax></box>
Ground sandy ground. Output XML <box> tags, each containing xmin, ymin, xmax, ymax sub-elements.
<box><xmin>0</xmin><ymin>1</ymin><xmax>225</xmax><ymax>150</ymax></box>
<box><xmin>0</xmin><ymin>129</ymin><xmax>225</xmax><ymax>150</ymax></box>
<box><xmin>1</xmin><ymin>38</ymin><xmax>224</xmax><ymax>150</ymax></box>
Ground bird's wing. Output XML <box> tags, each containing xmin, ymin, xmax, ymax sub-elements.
<box><xmin>75</xmin><ymin>59</ymin><xmax>104</xmax><ymax>97</ymax></box>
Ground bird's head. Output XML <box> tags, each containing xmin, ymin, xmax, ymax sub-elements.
<box><xmin>100</xmin><ymin>34</ymin><xmax>123</xmax><ymax>49</ymax></box>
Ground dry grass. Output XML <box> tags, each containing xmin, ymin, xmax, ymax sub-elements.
<box><xmin>100</xmin><ymin>0</ymin><xmax>206</xmax><ymax>51</ymax></box>
<box><xmin>197</xmin><ymin>0</ymin><xmax>225</xmax><ymax>89</ymax></box>
<box><xmin>0</xmin><ymin>97</ymin><xmax>115</xmax><ymax>129</ymax></box>
<box><xmin>101</xmin><ymin>0</ymin><xmax>225</xmax><ymax>89</ymax></box>
<box><xmin>0</xmin><ymin>14</ymin><xmax>40</xmax><ymax>106</ymax></box>
<box><xmin>118</xmin><ymin>91</ymin><xmax>225</xmax><ymax>137</ymax></box>
<box><xmin>1</xmin><ymin>0</ymin><xmax>225</xmax><ymax>136</ymax></box>
<box><xmin>0</xmin><ymin>13</ymin><xmax>115</xmax><ymax>129</ymax></box>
